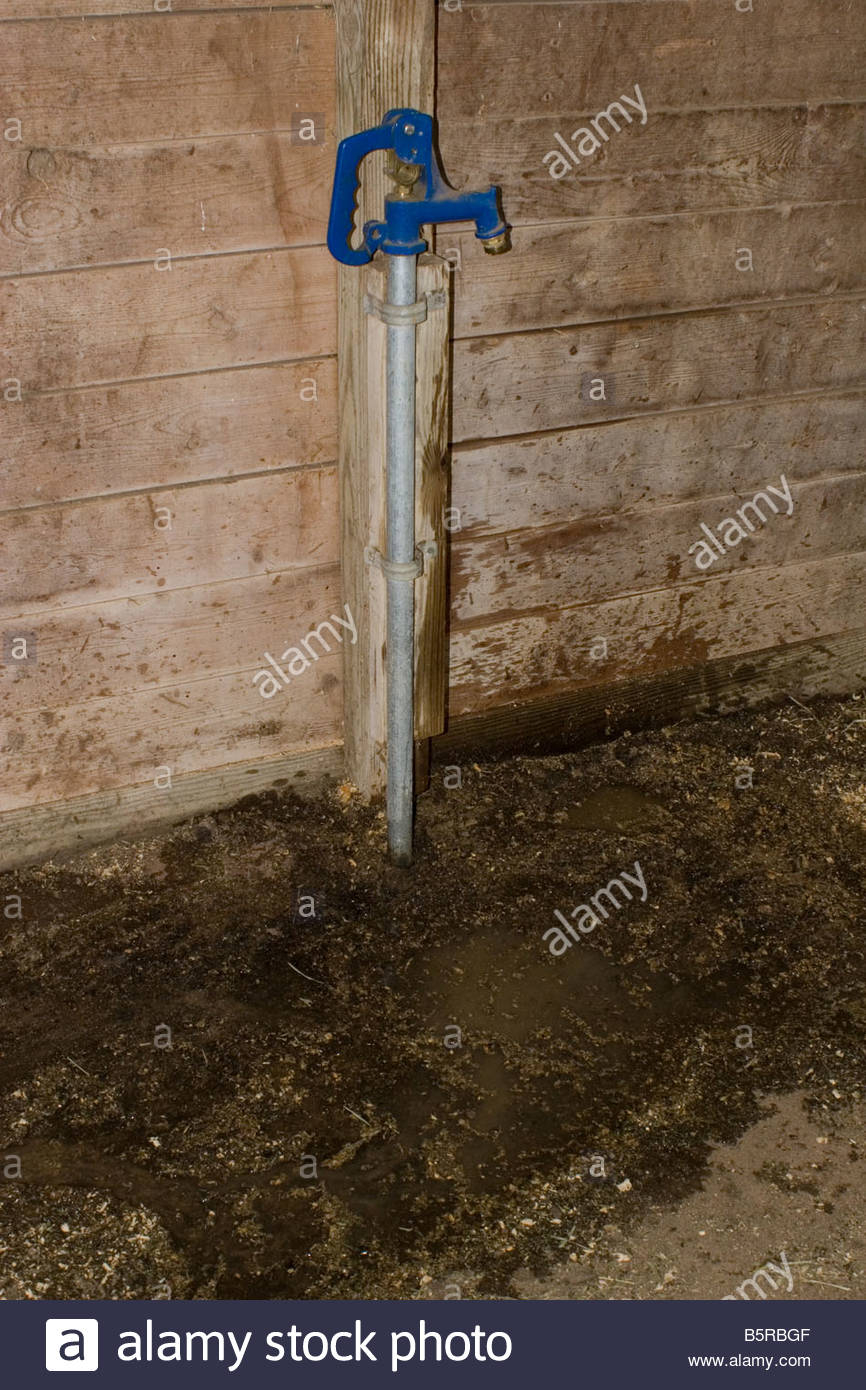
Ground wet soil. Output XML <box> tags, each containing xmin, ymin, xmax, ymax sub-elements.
<box><xmin>1</xmin><ymin>694</ymin><xmax>864</xmax><ymax>1300</ymax></box>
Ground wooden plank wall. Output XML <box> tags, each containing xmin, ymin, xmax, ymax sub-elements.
<box><xmin>2</xmin><ymin>0</ymin><xmax>865</xmax><ymax>861</ymax></box>
<box><xmin>436</xmin><ymin>0</ymin><xmax>866</xmax><ymax>716</ymax></box>
<box><xmin>0</xmin><ymin>3</ymin><xmax>342</xmax><ymax>819</ymax></box>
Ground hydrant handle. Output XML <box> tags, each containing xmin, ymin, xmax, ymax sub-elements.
<box><xmin>326</xmin><ymin>117</ymin><xmax>397</xmax><ymax>266</ymax></box>
<box><xmin>327</xmin><ymin>108</ymin><xmax>509</xmax><ymax>266</ymax></box>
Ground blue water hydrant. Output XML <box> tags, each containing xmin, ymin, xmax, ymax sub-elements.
<box><xmin>327</xmin><ymin>108</ymin><xmax>509</xmax><ymax>264</ymax></box>
<box><xmin>328</xmin><ymin>110</ymin><xmax>510</xmax><ymax>865</ymax></box>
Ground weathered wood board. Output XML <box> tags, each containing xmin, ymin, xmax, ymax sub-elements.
<box><xmin>413</xmin><ymin>256</ymin><xmax>451</xmax><ymax>743</ymax></box>
<box><xmin>436</xmin><ymin>0</ymin><xmax>866</xmax><ymax>751</ymax></box>
<box><xmin>451</xmin><ymin>297</ymin><xmax>866</xmax><ymax>441</ymax></box>
<box><xmin>2</xmin><ymin>0</ymin><xmax>326</xmax><ymax>15</ymax></box>
<box><xmin>1</xmin><ymin>359</ymin><xmax>336</xmax><ymax>509</ymax></box>
<box><xmin>439</xmin><ymin>627</ymin><xmax>866</xmax><ymax>761</ymax></box>
<box><xmin>451</xmin><ymin>471</ymin><xmax>866</xmax><ymax>625</ymax></box>
<box><xmin>0</xmin><ymin>4</ymin><xmax>344</xmax><ymax>839</ymax></box>
<box><xmin>2</xmin><ymin>0</ymin><xmax>865</xmax><ymax>856</ymax></box>
<box><xmin>0</xmin><ymin>10</ymin><xmax>335</xmax><ymax>145</ymax></box>
<box><xmin>4</xmin><ymin>625</ymin><xmax>863</xmax><ymax>873</ymax></box>
<box><xmin>1</xmin><ymin>467</ymin><xmax>339</xmax><ymax>614</ymax></box>
<box><xmin>2</xmin><ymin>655</ymin><xmax>344</xmax><ymax>810</ymax></box>
<box><xmin>450</xmin><ymin>391</ymin><xmax>866</xmax><ymax>536</ymax></box>
<box><xmin>450</xmin><ymin>202</ymin><xmax>866</xmax><ymax>337</ymax></box>
<box><xmin>6</xmin><ymin>104</ymin><xmax>858</xmax><ymax>280</ymax></box>
<box><xmin>0</xmin><ymin>740</ymin><xmax>344</xmax><ymax>875</ymax></box>
<box><xmin>436</xmin><ymin>103</ymin><xmax>866</xmax><ymax>225</ymax></box>
<box><xmin>438</xmin><ymin>1</ymin><xmax>866</xmax><ymax>117</ymax></box>
<box><xmin>449</xmin><ymin>550</ymin><xmax>866</xmax><ymax>714</ymax></box>
<box><xmin>3</xmin><ymin>248</ymin><xmax>336</xmax><ymax>389</ymax></box>
<box><xmin>10</xmin><ymin>543</ymin><xmax>861</xmax><ymax>810</ymax></box>
<box><xmin>9</xmin><ymin>405</ymin><xmax>862</xmax><ymax>709</ymax></box>
<box><xmin>334</xmin><ymin>0</ymin><xmax>438</xmax><ymax>795</ymax></box>
<box><xmin>0</xmin><ymin>135</ymin><xmax>333</xmax><ymax>276</ymax></box>
<box><xmin>6</xmin><ymin>562</ymin><xmax>343</xmax><ymax>715</ymax></box>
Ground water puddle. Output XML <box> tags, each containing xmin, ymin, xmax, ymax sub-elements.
<box><xmin>565</xmin><ymin>785</ymin><xmax>674</xmax><ymax>833</ymax></box>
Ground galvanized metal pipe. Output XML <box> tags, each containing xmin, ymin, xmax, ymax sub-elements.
<box><xmin>385</xmin><ymin>252</ymin><xmax>418</xmax><ymax>866</ymax></box>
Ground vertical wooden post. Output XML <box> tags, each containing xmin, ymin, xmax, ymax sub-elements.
<box><xmin>413</xmin><ymin>253</ymin><xmax>450</xmax><ymax>749</ymax></box>
<box><xmin>334</xmin><ymin>0</ymin><xmax>448</xmax><ymax>798</ymax></box>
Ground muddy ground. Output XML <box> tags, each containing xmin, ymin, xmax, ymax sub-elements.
<box><xmin>1</xmin><ymin>694</ymin><xmax>864</xmax><ymax>1301</ymax></box>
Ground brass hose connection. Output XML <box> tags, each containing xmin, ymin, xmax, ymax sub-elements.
<box><xmin>481</xmin><ymin>229</ymin><xmax>511</xmax><ymax>255</ymax></box>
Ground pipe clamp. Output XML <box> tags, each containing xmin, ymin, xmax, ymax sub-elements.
<box><xmin>363</xmin><ymin>290</ymin><xmax>446</xmax><ymax>326</ymax></box>
<box><xmin>365</xmin><ymin>540</ymin><xmax>437</xmax><ymax>580</ymax></box>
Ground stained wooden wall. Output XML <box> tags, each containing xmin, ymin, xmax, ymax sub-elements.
<box><xmin>436</xmin><ymin>0</ymin><xmax>866</xmax><ymax>716</ymax></box>
<box><xmin>1</xmin><ymin>2</ymin><xmax>343</xmax><ymax>840</ymax></box>
<box><xmin>2</xmin><ymin>0</ymin><xmax>865</xmax><ymax>864</ymax></box>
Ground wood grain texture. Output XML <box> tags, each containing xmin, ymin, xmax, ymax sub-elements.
<box><xmin>438</xmin><ymin>627</ymin><xmax>866</xmax><ymax>762</ymax></box>
<box><xmin>2</xmin><ymin>2</ymin><xmax>331</xmax><ymax>16</ymax></box>
<box><xmin>1</xmin><ymin>467</ymin><xmax>339</xmax><ymax>614</ymax></box>
<box><xmin>0</xmin><ymin>134</ymin><xmax>333</xmax><ymax>276</ymax></box>
<box><xmin>334</xmin><ymin>0</ymin><xmax>436</xmax><ymax>796</ymax></box>
<box><xmin>436</xmin><ymin>103</ymin><xmax>866</xmax><ymax>225</ymax></box>
<box><xmin>12</xmin><ymin>100</ymin><xmax>859</xmax><ymax>279</ymax></box>
<box><xmin>437</xmin><ymin>1</ymin><xmax>866</xmax><ymax>119</ymax></box>
<box><xmin>451</xmin><ymin>297</ymin><xmax>866</xmax><ymax>442</ymax></box>
<box><xmin>6</xmin><ymin>562</ymin><xmax>342</xmax><ymax>713</ymax></box>
<box><xmin>0</xmin><ymin>1</ymin><xmax>343</xmax><ymax>836</ymax></box>
<box><xmin>413</xmin><ymin>254</ymin><xmax>450</xmax><ymax>741</ymax></box>
<box><xmin>449</xmin><ymin>202</ymin><xmax>866</xmax><ymax>337</ymax></box>
<box><xmin>13</xmin><ymin>427</ymin><xmax>860</xmax><ymax>713</ymax></box>
<box><xmin>1</xmin><ymin>656</ymin><xmax>343</xmax><ymax>809</ymax></box>
<box><xmin>448</xmin><ymin>550</ymin><xmax>866</xmax><ymax>714</ymax></box>
<box><xmin>450</xmin><ymin>392</ymin><xmax>866</xmax><ymax>536</ymax></box>
<box><xmin>450</xmin><ymin>471</ymin><xmax>866</xmax><ymax>625</ymax></box>
<box><xmin>0</xmin><ymin>10</ymin><xmax>335</xmax><ymax>145</ymax></box>
<box><xmin>3</xmin><ymin>247</ymin><xmax>335</xmax><ymax>389</ymax></box>
<box><xmin>0</xmin><ymin>359</ymin><xmax>336</xmax><ymax>510</ymax></box>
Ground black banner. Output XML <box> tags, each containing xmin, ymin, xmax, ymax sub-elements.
<box><xmin>12</xmin><ymin>1297</ymin><xmax>855</xmax><ymax>1386</ymax></box>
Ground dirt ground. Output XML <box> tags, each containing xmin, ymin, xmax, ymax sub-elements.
<box><xmin>1</xmin><ymin>694</ymin><xmax>864</xmax><ymax>1301</ymax></box>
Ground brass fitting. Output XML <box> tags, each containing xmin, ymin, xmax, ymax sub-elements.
<box><xmin>386</xmin><ymin>152</ymin><xmax>422</xmax><ymax>199</ymax></box>
<box><xmin>481</xmin><ymin>229</ymin><xmax>511</xmax><ymax>255</ymax></box>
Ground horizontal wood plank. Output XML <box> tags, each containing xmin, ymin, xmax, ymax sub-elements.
<box><xmin>2</xmin><ymin>247</ymin><xmax>336</xmax><ymax>390</ymax></box>
<box><xmin>1</xmin><ymin>656</ymin><xmax>343</xmax><ymax>809</ymax></box>
<box><xmin>451</xmin><ymin>297</ymin><xmax>866</xmax><ymax>441</ymax></box>
<box><xmin>5</xmin><ymin>562</ymin><xmax>342</xmax><ymax>713</ymax></box>
<box><xmin>3</xmin><ymin>3</ymin><xmax>331</xmax><ymax>16</ymax></box>
<box><xmin>450</xmin><ymin>202</ymin><xmax>866</xmax><ymax>337</ymax></box>
<box><xmin>449</xmin><ymin>550</ymin><xmax>866</xmax><ymax>714</ymax></box>
<box><xmin>0</xmin><ymin>10</ymin><xmax>335</xmax><ymax>145</ymax></box>
<box><xmin>451</xmin><ymin>392</ymin><xmax>866</xmax><ymax>535</ymax></box>
<box><xmin>438</xmin><ymin>1</ymin><xmax>866</xmax><ymax>119</ymax></box>
<box><xmin>0</xmin><ymin>134</ymin><xmax>332</xmax><ymax>276</ymax></box>
<box><xmin>439</xmin><ymin>627</ymin><xmax>866</xmax><ymax>762</ymax></box>
<box><xmin>436</xmin><ymin>103</ymin><xmax>866</xmax><ymax>225</ymax></box>
<box><xmin>1</xmin><ymin>467</ymin><xmax>339</xmax><ymax>614</ymax></box>
<box><xmin>1</xmin><ymin>359</ymin><xmax>336</xmax><ymax>509</ymax></box>
<box><xmin>451</xmin><ymin>472</ymin><xmax>866</xmax><ymax>624</ymax></box>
